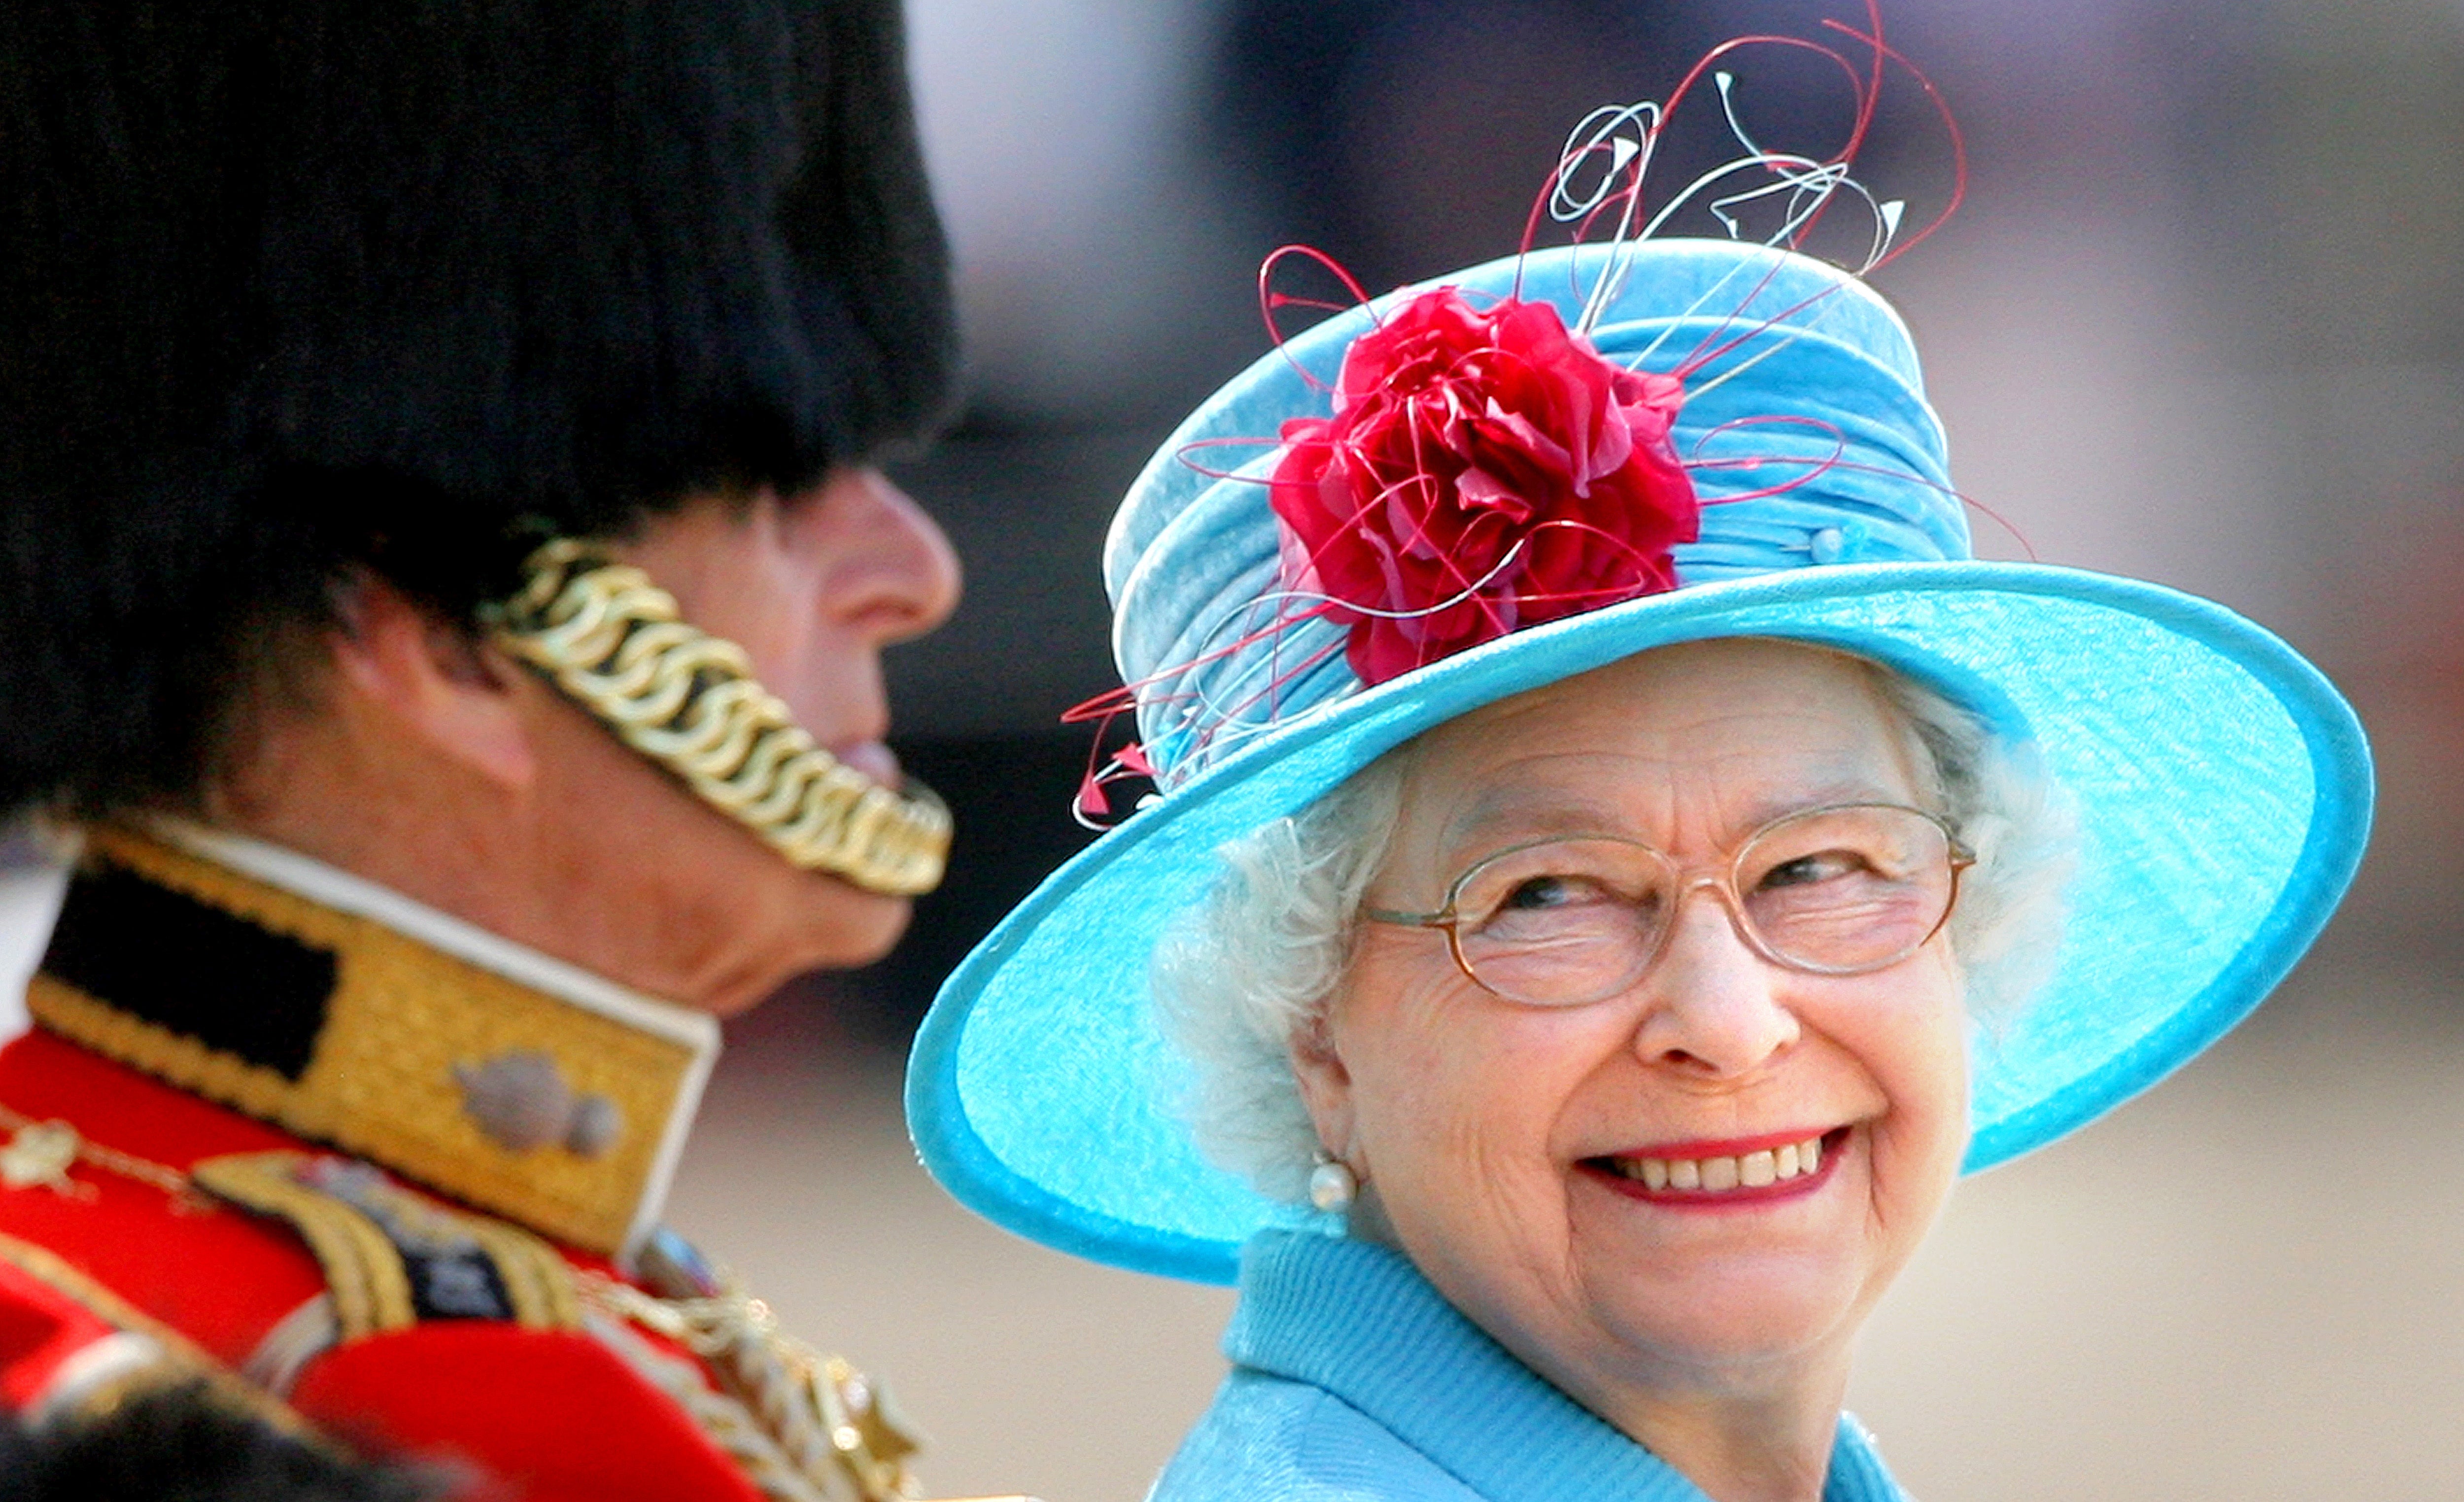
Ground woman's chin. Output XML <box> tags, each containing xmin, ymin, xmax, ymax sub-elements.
<box><xmin>1592</xmin><ymin>1274</ymin><xmax>1864</xmax><ymax>1382</ymax></box>
<box><xmin>1562</xmin><ymin>1162</ymin><xmax>1880</xmax><ymax>1380</ymax></box>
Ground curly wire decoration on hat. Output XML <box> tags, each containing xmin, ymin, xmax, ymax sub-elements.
<box><xmin>1064</xmin><ymin>5</ymin><xmax>1972</xmax><ymax>828</ymax></box>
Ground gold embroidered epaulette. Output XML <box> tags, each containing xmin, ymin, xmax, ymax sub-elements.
<box><xmin>191</xmin><ymin>1152</ymin><xmax>580</xmax><ymax>1342</ymax></box>
<box><xmin>27</xmin><ymin>824</ymin><xmax>717</xmax><ymax>1255</ymax></box>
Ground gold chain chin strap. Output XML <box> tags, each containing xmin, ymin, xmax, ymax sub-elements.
<box><xmin>489</xmin><ymin>540</ymin><xmax>951</xmax><ymax>897</ymax></box>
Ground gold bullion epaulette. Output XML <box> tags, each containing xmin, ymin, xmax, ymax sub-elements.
<box><xmin>190</xmin><ymin>1151</ymin><xmax>580</xmax><ymax>1343</ymax></box>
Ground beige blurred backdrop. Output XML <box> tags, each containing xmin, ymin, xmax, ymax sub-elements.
<box><xmin>8</xmin><ymin>2</ymin><xmax>2462</xmax><ymax>1500</ymax></box>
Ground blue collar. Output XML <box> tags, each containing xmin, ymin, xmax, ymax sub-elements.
<box><xmin>1226</xmin><ymin>1228</ymin><xmax>1907</xmax><ymax>1502</ymax></box>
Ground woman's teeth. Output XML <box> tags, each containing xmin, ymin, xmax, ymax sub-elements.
<box><xmin>1613</xmin><ymin>1134</ymin><xmax>1826</xmax><ymax>1193</ymax></box>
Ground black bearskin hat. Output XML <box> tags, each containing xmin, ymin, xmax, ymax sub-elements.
<box><xmin>0</xmin><ymin>0</ymin><xmax>957</xmax><ymax>818</ymax></box>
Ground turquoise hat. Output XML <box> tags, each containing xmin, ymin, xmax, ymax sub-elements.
<box><xmin>907</xmin><ymin>238</ymin><xmax>2373</xmax><ymax>1285</ymax></box>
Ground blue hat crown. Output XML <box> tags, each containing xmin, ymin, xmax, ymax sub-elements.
<box><xmin>1107</xmin><ymin>240</ymin><xmax>1968</xmax><ymax>788</ymax></box>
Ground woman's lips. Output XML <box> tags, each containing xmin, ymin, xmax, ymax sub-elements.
<box><xmin>1583</xmin><ymin>1127</ymin><xmax>1850</xmax><ymax>1207</ymax></box>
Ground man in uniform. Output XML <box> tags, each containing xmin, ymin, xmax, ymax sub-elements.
<box><xmin>0</xmin><ymin>2</ymin><xmax>995</xmax><ymax>1497</ymax></box>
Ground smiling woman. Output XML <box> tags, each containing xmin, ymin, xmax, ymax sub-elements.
<box><xmin>1158</xmin><ymin>644</ymin><xmax>2077</xmax><ymax>1219</ymax></box>
<box><xmin>1290</xmin><ymin>644</ymin><xmax>1978</xmax><ymax>1474</ymax></box>
<box><xmin>1132</xmin><ymin>639</ymin><xmax>2049</xmax><ymax>1497</ymax></box>
<box><xmin>907</xmin><ymin>93</ymin><xmax>2372</xmax><ymax>1502</ymax></box>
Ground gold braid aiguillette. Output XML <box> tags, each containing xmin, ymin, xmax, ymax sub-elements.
<box><xmin>490</xmin><ymin>540</ymin><xmax>951</xmax><ymax>897</ymax></box>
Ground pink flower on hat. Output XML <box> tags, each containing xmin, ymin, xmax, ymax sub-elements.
<box><xmin>1268</xmin><ymin>286</ymin><xmax>1700</xmax><ymax>686</ymax></box>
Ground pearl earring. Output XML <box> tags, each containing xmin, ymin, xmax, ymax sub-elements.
<box><xmin>1308</xmin><ymin>1151</ymin><xmax>1358</xmax><ymax>1214</ymax></box>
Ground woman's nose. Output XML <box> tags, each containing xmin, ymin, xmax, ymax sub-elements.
<box><xmin>822</xmin><ymin>466</ymin><xmax>963</xmax><ymax>646</ymax></box>
<box><xmin>1628</xmin><ymin>891</ymin><xmax>1800</xmax><ymax>1078</ymax></box>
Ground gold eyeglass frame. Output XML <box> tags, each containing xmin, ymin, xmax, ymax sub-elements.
<box><xmin>1363</xmin><ymin>802</ymin><xmax>1975</xmax><ymax>1007</ymax></box>
<box><xmin>487</xmin><ymin>539</ymin><xmax>952</xmax><ymax>898</ymax></box>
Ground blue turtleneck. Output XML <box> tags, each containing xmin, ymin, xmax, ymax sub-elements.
<box><xmin>1148</xmin><ymin>1227</ymin><xmax>1911</xmax><ymax>1502</ymax></box>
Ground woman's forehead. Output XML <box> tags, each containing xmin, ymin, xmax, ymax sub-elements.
<box><xmin>1399</xmin><ymin>641</ymin><xmax>1927</xmax><ymax>846</ymax></box>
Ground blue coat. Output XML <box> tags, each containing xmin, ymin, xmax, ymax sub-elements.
<box><xmin>1150</xmin><ymin>1228</ymin><xmax>1911</xmax><ymax>1502</ymax></box>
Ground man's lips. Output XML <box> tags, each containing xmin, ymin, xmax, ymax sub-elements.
<box><xmin>1581</xmin><ymin>1126</ymin><xmax>1852</xmax><ymax>1206</ymax></box>
<box><xmin>831</xmin><ymin>739</ymin><xmax>901</xmax><ymax>786</ymax></box>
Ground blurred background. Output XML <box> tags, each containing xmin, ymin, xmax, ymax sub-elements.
<box><xmin>8</xmin><ymin>0</ymin><xmax>2463</xmax><ymax>1497</ymax></box>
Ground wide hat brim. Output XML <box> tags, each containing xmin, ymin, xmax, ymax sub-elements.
<box><xmin>909</xmin><ymin>559</ymin><xmax>2372</xmax><ymax>1284</ymax></box>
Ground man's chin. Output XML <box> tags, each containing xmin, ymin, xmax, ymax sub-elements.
<box><xmin>802</xmin><ymin>880</ymin><xmax>916</xmax><ymax>969</ymax></box>
<box><xmin>674</xmin><ymin>853</ymin><xmax>921</xmax><ymax>1016</ymax></box>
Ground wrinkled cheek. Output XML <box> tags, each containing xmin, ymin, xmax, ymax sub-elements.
<box><xmin>1374</xmin><ymin>1092</ymin><xmax>1559</xmax><ymax>1290</ymax></box>
<box><xmin>1869</xmin><ymin>1080</ymin><xmax>1967</xmax><ymax>1258</ymax></box>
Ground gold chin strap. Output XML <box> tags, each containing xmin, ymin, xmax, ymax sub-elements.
<box><xmin>488</xmin><ymin>539</ymin><xmax>951</xmax><ymax>897</ymax></box>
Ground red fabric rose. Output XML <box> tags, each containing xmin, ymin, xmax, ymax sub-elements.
<box><xmin>1268</xmin><ymin>287</ymin><xmax>1699</xmax><ymax>686</ymax></box>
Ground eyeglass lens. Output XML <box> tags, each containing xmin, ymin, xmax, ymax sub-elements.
<box><xmin>1446</xmin><ymin>806</ymin><xmax>1958</xmax><ymax>1007</ymax></box>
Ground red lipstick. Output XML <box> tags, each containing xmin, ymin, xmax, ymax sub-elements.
<box><xmin>1581</xmin><ymin>1126</ymin><xmax>1850</xmax><ymax>1209</ymax></box>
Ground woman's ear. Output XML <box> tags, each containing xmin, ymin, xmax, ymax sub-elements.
<box><xmin>327</xmin><ymin>576</ymin><xmax>538</xmax><ymax>792</ymax></box>
<box><xmin>1289</xmin><ymin>1007</ymin><xmax>1359</xmax><ymax>1164</ymax></box>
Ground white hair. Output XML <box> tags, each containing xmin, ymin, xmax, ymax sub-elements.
<box><xmin>1150</xmin><ymin>654</ymin><xmax>2080</xmax><ymax>1204</ymax></box>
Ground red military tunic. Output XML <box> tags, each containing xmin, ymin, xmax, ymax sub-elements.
<box><xmin>0</xmin><ymin>824</ymin><xmax>937</xmax><ymax>1502</ymax></box>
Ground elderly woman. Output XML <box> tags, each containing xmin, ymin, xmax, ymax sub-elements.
<box><xmin>907</xmin><ymin>232</ymin><xmax>2372</xmax><ymax>1501</ymax></box>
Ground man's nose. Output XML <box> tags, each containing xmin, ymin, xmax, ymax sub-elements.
<box><xmin>825</xmin><ymin>466</ymin><xmax>962</xmax><ymax>646</ymax></box>
<box><xmin>1628</xmin><ymin>889</ymin><xmax>1801</xmax><ymax>1079</ymax></box>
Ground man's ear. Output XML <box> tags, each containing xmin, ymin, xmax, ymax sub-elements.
<box><xmin>327</xmin><ymin>576</ymin><xmax>537</xmax><ymax>791</ymax></box>
<box><xmin>1289</xmin><ymin>1007</ymin><xmax>1360</xmax><ymax>1165</ymax></box>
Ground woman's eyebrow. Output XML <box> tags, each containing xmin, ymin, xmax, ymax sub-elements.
<box><xmin>1437</xmin><ymin>791</ymin><xmax>1624</xmax><ymax>851</ymax></box>
<box><xmin>1733</xmin><ymin>781</ymin><xmax>1911</xmax><ymax>830</ymax></box>
<box><xmin>1439</xmin><ymin>777</ymin><xmax>1909</xmax><ymax>852</ymax></box>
